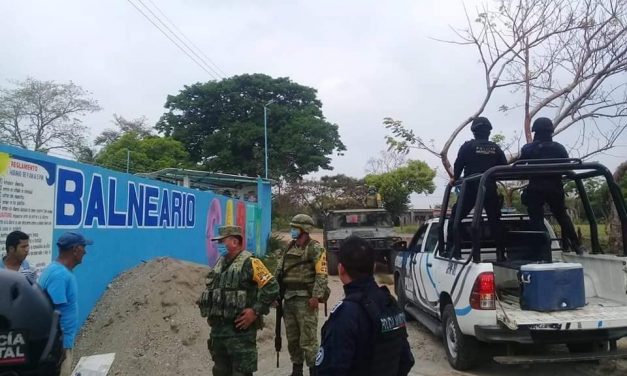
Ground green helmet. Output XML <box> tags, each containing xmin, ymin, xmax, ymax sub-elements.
<box><xmin>290</xmin><ymin>214</ymin><xmax>315</xmax><ymax>233</ymax></box>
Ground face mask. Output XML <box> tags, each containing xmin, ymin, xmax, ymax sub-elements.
<box><xmin>217</xmin><ymin>243</ymin><xmax>228</xmax><ymax>257</ymax></box>
<box><xmin>290</xmin><ymin>228</ymin><xmax>301</xmax><ymax>240</ymax></box>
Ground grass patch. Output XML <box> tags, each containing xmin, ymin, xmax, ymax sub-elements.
<box><xmin>395</xmin><ymin>225</ymin><xmax>419</xmax><ymax>234</ymax></box>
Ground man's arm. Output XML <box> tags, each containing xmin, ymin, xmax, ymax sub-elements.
<box><xmin>397</xmin><ymin>336</ymin><xmax>415</xmax><ymax>376</ymax></box>
<box><xmin>310</xmin><ymin>242</ymin><xmax>329</xmax><ymax>301</ymax></box>
<box><xmin>43</xmin><ymin>276</ymin><xmax>68</xmax><ymax>306</ymax></box>
<box><xmin>249</xmin><ymin>258</ymin><xmax>280</xmax><ymax>316</ymax></box>
<box><xmin>496</xmin><ymin>146</ymin><xmax>507</xmax><ymax>165</ymax></box>
<box><xmin>317</xmin><ymin>303</ymin><xmax>359</xmax><ymax>376</ymax></box>
<box><xmin>453</xmin><ymin>142</ymin><xmax>469</xmax><ymax>180</ymax></box>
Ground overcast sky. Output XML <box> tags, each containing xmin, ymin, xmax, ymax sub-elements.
<box><xmin>1</xmin><ymin>0</ymin><xmax>625</xmax><ymax>207</ymax></box>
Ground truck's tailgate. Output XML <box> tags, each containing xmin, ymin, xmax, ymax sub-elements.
<box><xmin>497</xmin><ymin>296</ymin><xmax>627</xmax><ymax>329</ymax></box>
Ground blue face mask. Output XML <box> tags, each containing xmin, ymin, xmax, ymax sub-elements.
<box><xmin>216</xmin><ymin>243</ymin><xmax>228</xmax><ymax>257</ymax></box>
<box><xmin>290</xmin><ymin>228</ymin><xmax>301</xmax><ymax>240</ymax></box>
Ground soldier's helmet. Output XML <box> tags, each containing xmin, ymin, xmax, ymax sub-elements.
<box><xmin>290</xmin><ymin>214</ymin><xmax>315</xmax><ymax>233</ymax></box>
<box><xmin>470</xmin><ymin>117</ymin><xmax>492</xmax><ymax>133</ymax></box>
<box><xmin>0</xmin><ymin>269</ymin><xmax>64</xmax><ymax>376</ymax></box>
<box><xmin>531</xmin><ymin>117</ymin><xmax>554</xmax><ymax>133</ymax></box>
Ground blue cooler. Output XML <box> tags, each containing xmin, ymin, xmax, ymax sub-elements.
<box><xmin>519</xmin><ymin>263</ymin><xmax>585</xmax><ymax>312</ymax></box>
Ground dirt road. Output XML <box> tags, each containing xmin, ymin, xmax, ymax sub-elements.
<box><xmin>74</xmin><ymin>258</ymin><xmax>626</xmax><ymax>376</ymax></box>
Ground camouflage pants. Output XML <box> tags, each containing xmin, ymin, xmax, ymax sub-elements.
<box><xmin>208</xmin><ymin>333</ymin><xmax>257</xmax><ymax>376</ymax></box>
<box><xmin>283</xmin><ymin>296</ymin><xmax>319</xmax><ymax>367</ymax></box>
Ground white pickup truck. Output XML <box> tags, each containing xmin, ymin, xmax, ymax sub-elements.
<box><xmin>393</xmin><ymin>160</ymin><xmax>627</xmax><ymax>370</ymax></box>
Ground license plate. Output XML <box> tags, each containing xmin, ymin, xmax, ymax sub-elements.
<box><xmin>0</xmin><ymin>330</ymin><xmax>28</xmax><ymax>365</ymax></box>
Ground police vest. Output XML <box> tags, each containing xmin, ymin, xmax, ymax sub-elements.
<box><xmin>345</xmin><ymin>286</ymin><xmax>408</xmax><ymax>376</ymax></box>
<box><xmin>206</xmin><ymin>251</ymin><xmax>257</xmax><ymax>321</ymax></box>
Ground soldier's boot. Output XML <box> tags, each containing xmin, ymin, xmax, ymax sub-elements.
<box><xmin>289</xmin><ymin>363</ymin><xmax>304</xmax><ymax>376</ymax></box>
<box><xmin>309</xmin><ymin>366</ymin><xmax>317</xmax><ymax>376</ymax></box>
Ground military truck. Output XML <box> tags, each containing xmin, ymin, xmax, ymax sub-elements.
<box><xmin>323</xmin><ymin>208</ymin><xmax>402</xmax><ymax>275</ymax></box>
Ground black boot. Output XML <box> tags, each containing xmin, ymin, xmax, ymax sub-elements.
<box><xmin>290</xmin><ymin>363</ymin><xmax>303</xmax><ymax>376</ymax></box>
<box><xmin>309</xmin><ymin>366</ymin><xmax>318</xmax><ymax>376</ymax></box>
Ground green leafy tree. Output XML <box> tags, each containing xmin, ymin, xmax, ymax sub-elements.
<box><xmin>95</xmin><ymin>132</ymin><xmax>192</xmax><ymax>174</ymax></box>
<box><xmin>365</xmin><ymin>160</ymin><xmax>436</xmax><ymax>217</ymax></box>
<box><xmin>157</xmin><ymin>74</ymin><xmax>346</xmax><ymax>180</ymax></box>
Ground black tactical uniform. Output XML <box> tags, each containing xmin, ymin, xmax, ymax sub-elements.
<box><xmin>448</xmin><ymin>117</ymin><xmax>507</xmax><ymax>258</ymax></box>
<box><xmin>0</xmin><ymin>269</ymin><xmax>64</xmax><ymax>376</ymax></box>
<box><xmin>315</xmin><ymin>276</ymin><xmax>414</xmax><ymax>376</ymax></box>
<box><xmin>520</xmin><ymin>117</ymin><xmax>583</xmax><ymax>254</ymax></box>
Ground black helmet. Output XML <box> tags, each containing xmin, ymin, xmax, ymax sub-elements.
<box><xmin>470</xmin><ymin>117</ymin><xmax>492</xmax><ymax>133</ymax></box>
<box><xmin>532</xmin><ymin>117</ymin><xmax>554</xmax><ymax>133</ymax></box>
<box><xmin>0</xmin><ymin>270</ymin><xmax>63</xmax><ymax>376</ymax></box>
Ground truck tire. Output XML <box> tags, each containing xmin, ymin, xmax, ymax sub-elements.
<box><xmin>442</xmin><ymin>304</ymin><xmax>480</xmax><ymax>370</ymax></box>
<box><xmin>327</xmin><ymin>250</ymin><xmax>339</xmax><ymax>276</ymax></box>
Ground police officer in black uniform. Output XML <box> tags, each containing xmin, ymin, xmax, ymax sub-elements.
<box><xmin>447</xmin><ymin>116</ymin><xmax>507</xmax><ymax>259</ymax></box>
<box><xmin>0</xmin><ymin>269</ymin><xmax>63</xmax><ymax>375</ymax></box>
<box><xmin>315</xmin><ymin>236</ymin><xmax>414</xmax><ymax>376</ymax></box>
<box><xmin>520</xmin><ymin>117</ymin><xmax>585</xmax><ymax>255</ymax></box>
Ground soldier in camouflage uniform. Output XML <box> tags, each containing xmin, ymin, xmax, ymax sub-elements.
<box><xmin>277</xmin><ymin>214</ymin><xmax>329</xmax><ymax>376</ymax></box>
<box><xmin>198</xmin><ymin>225</ymin><xmax>279</xmax><ymax>376</ymax></box>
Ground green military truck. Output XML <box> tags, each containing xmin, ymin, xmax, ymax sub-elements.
<box><xmin>323</xmin><ymin>209</ymin><xmax>402</xmax><ymax>275</ymax></box>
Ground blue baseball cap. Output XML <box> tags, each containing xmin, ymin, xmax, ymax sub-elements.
<box><xmin>56</xmin><ymin>232</ymin><xmax>94</xmax><ymax>249</ymax></box>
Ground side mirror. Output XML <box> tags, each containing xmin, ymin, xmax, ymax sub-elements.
<box><xmin>392</xmin><ymin>240</ymin><xmax>407</xmax><ymax>251</ymax></box>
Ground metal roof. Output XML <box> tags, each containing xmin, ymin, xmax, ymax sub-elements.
<box><xmin>137</xmin><ymin>168</ymin><xmax>275</xmax><ymax>191</ymax></box>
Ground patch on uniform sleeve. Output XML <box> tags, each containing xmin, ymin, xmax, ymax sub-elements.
<box><xmin>315</xmin><ymin>347</ymin><xmax>324</xmax><ymax>366</ymax></box>
<box><xmin>330</xmin><ymin>300</ymin><xmax>343</xmax><ymax>314</ymax></box>
<box><xmin>251</xmin><ymin>258</ymin><xmax>273</xmax><ymax>288</ymax></box>
<box><xmin>315</xmin><ymin>252</ymin><xmax>328</xmax><ymax>274</ymax></box>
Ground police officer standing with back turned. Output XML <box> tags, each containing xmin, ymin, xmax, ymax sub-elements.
<box><xmin>520</xmin><ymin>117</ymin><xmax>586</xmax><ymax>255</ymax></box>
<box><xmin>447</xmin><ymin>116</ymin><xmax>507</xmax><ymax>259</ymax></box>
<box><xmin>316</xmin><ymin>235</ymin><xmax>414</xmax><ymax>376</ymax></box>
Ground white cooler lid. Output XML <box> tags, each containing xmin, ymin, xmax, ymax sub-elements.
<box><xmin>520</xmin><ymin>262</ymin><xmax>583</xmax><ymax>271</ymax></box>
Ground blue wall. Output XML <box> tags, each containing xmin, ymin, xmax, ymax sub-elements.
<box><xmin>0</xmin><ymin>144</ymin><xmax>271</xmax><ymax>326</ymax></box>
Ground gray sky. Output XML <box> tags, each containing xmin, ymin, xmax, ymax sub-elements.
<box><xmin>1</xmin><ymin>0</ymin><xmax>625</xmax><ymax>207</ymax></box>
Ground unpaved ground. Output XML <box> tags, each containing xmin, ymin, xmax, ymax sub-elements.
<box><xmin>74</xmin><ymin>258</ymin><xmax>627</xmax><ymax>376</ymax></box>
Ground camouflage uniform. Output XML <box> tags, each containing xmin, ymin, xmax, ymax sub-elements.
<box><xmin>278</xmin><ymin>215</ymin><xmax>329</xmax><ymax>374</ymax></box>
<box><xmin>199</xmin><ymin>226</ymin><xmax>279</xmax><ymax>376</ymax></box>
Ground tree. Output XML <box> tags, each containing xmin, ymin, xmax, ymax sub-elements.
<box><xmin>365</xmin><ymin>150</ymin><xmax>408</xmax><ymax>174</ymax></box>
<box><xmin>386</xmin><ymin>0</ymin><xmax>627</xmax><ymax>176</ymax></box>
<box><xmin>0</xmin><ymin>78</ymin><xmax>100</xmax><ymax>154</ymax></box>
<box><xmin>275</xmin><ymin>174</ymin><xmax>369</xmax><ymax>224</ymax></box>
<box><xmin>365</xmin><ymin>160</ymin><xmax>436</xmax><ymax>218</ymax></box>
<box><xmin>95</xmin><ymin>114</ymin><xmax>152</xmax><ymax>147</ymax></box>
<box><xmin>95</xmin><ymin>133</ymin><xmax>192</xmax><ymax>174</ymax></box>
<box><xmin>157</xmin><ymin>74</ymin><xmax>346</xmax><ymax>180</ymax></box>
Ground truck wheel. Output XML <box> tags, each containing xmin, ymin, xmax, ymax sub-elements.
<box><xmin>327</xmin><ymin>251</ymin><xmax>339</xmax><ymax>276</ymax></box>
<box><xmin>442</xmin><ymin>304</ymin><xmax>480</xmax><ymax>370</ymax></box>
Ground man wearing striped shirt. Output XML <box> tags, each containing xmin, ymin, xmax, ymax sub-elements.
<box><xmin>1</xmin><ymin>230</ymin><xmax>36</xmax><ymax>282</ymax></box>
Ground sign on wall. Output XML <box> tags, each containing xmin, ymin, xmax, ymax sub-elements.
<box><xmin>0</xmin><ymin>144</ymin><xmax>272</xmax><ymax>326</ymax></box>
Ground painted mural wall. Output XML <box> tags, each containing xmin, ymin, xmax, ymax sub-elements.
<box><xmin>0</xmin><ymin>144</ymin><xmax>272</xmax><ymax>326</ymax></box>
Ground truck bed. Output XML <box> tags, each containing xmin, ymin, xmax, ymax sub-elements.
<box><xmin>497</xmin><ymin>295</ymin><xmax>627</xmax><ymax>330</ymax></box>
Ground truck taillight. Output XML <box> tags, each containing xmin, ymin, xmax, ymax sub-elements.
<box><xmin>469</xmin><ymin>272</ymin><xmax>495</xmax><ymax>310</ymax></box>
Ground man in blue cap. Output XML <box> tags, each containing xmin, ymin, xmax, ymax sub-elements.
<box><xmin>39</xmin><ymin>231</ymin><xmax>93</xmax><ymax>376</ymax></box>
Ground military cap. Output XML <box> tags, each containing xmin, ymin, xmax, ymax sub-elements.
<box><xmin>211</xmin><ymin>225</ymin><xmax>243</xmax><ymax>241</ymax></box>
